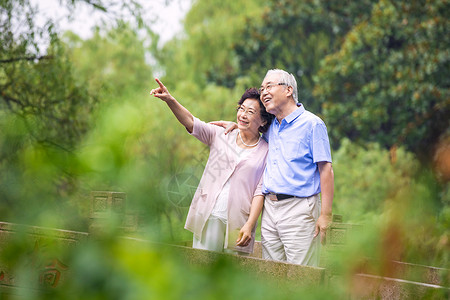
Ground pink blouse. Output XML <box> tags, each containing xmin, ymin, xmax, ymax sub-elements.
<box><xmin>184</xmin><ymin>117</ymin><xmax>268</xmax><ymax>253</ymax></box>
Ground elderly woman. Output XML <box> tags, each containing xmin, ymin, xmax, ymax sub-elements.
<box><xmin>150</xmin><ymin>78</ymin><xmax>273</xmax><ymax>254</ymax></box>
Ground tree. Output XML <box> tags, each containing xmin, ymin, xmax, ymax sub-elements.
<box><xmin>1</xmin><ymin>0</ymin><xmax>92</xmax><ymax>151</ymax></box>
<box><xmin>234</xmin><ymin>0</ymin><xmax>377</xmax><ymax>111</ymax></box>
<box><xmin>65</xmin><ymin>22</ymin><xmax>154</xmax><ymax>98</ymax></box>
<box><xmin>0</xmin><ymin>0</ymin><xmax>148</xmax><ymax>223</ymax></box>
<box><xmin>158</xmin><ymin>0</ymin><xmax>379</xmax><ymax>112</ymax></box>
<box><xmin>313</xmin><ymin>0</ymin><xmax>450</xmax><ymax>159</ymax></box>
<box><xmin>0</xmin><ymin>0</ymin><xmax>146</xmax><ymax>150</ymax></box>
<box><xmin>156</xmin><ymin>0</ymin><xmax>262</xmax><ymax>89</ymax></box>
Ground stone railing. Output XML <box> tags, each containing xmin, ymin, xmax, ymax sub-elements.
<box><xmin>1</xmin><ymin>191</ymin><xmax>448</xmax><ymax>298</ymax></box>
<box><xmin>89</xmin><ymin>191</ymin><xmax>138</xmax><ymax>233</ymax></box>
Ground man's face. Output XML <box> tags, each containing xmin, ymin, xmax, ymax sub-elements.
<box><xmin>259</xmin><ymin>73</ymin><xmax>290</xmax><ymax>115</ymax></box>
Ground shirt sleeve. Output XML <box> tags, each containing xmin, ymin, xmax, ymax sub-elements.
<box><xmin>253</xmin><ymin>171</ymin><xmax>264</xmax><ymax>197</ymax></box>
<box><xmin>311</xmin><ymin>122</ymin><xmax>332</xmax><ymax>163</ymax></box>
<box><xmin>190</xmin><ymin>117</ymin><xmax>221</xmax><ymax>146</ymax></box>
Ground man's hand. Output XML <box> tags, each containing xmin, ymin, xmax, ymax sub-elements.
<box><xmin>209</xmin><ymin>121</ymin><xmax>238</xmax><ymax>135</ymax></box>
<box><xmin>236</xmin><ymin>223</ymin><xmax>252</xmax><ymax>246</ymax></box>
<box><xmin>314</xmin><ymin>214</ymin><xmax>332</xmax><ymax>245</ymax></box>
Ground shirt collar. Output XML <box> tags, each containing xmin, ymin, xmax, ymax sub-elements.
<box><xmin>283</xmin><ymin>103</ymin><xmax>304</xmax><ymax>124</ymax></box>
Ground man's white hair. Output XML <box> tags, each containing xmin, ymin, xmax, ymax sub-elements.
<box><xmin>264</xmin><ymin>69</ymin><xmax>298</xmax><ymax>103</ymax></box>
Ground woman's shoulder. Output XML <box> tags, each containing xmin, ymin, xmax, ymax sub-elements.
<box><xmin>259</xmin><ymin>138</ymin><xmax>269</xmax><ymax>151</ymax></box>
<box><xmin>192</xmin><ymin>117</ymin><xmax>226</xmax><ymax>135</ymax></box>
<box><xmin>258</xmin><ymin>136</ymin><xmax>268</xmax><ymax>146</ymax></box>
<box><xmin>249</xmin><ymin>137</ymin><xmax>268</xmax><ymax>155</ymax></box>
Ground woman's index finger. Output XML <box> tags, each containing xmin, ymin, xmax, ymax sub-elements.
<box><xmin>155</xmin><ymin>78</ymin><xmax>165</xmax><ymax>89</ymax></box>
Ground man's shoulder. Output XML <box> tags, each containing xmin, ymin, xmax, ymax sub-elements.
<box><xmin>298</xmin><ymin>110</ymin><xmax>325</xmax><ymax>126</ymax></box>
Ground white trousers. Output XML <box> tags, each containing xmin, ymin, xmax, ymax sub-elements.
<box><xmin>192</xmin><ymin>216</ymin><xmax>250</xmax><ymax>256</ymax></box>
<box><xmin>192</xmin><ymin>216</ymin><xmax>226</xmax><ymax>252</ymax></box>
<box><xmin>261</xmin><ymin>194</ymin><xmax>321</xmax><ymax>266</ymax></box>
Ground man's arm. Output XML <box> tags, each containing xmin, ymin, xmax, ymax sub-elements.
<box><xmin>314</xmin><ymin>161</ymin><xmax>334</xmax><ymax>245</ymax></box>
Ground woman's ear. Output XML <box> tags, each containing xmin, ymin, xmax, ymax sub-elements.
<box><xmin>259</xmin><ymin>120</ymin><xmax>267</xmax><ymax>131</ymax></box>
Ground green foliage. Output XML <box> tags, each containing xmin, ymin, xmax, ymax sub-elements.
<box><xmin>161</xmin><ymin>0</ymin><xmax>378</xmax><ymax>110</ymax></box>
<box><xmin>333</xmin><ymin>138</ymin><xmax>448</xmax><ymax>267</ymax></box>
<box><xmin>0</xmin><ymin>114</ymin><xmax>86</xmax><ymax>228</ymax></box>
<box><xmin>234</xmin><ymin>0</ymin><xmax>377</xmax><ymax>111</ymax></box>
<box><xmin>64</xmin><ymin>22</ymin><xmax>153</xmax><ymax>98</ymax></box>
<box><xmin>0</xmin><ymin>0</ymin><xmax>150</xmax><ymax>227</ymax></box>
<box><xmin>313</xmin><ymin>0</ymin><xmax>450</xmax><ymax>158</ymax></box>
<box><xmin>0</xmin><ymin>0</ymin><xmax>449</xmax><ymax>298</ymax></box>
<box><xmin>157</xmin><ymin>0</ymin><xmax>262</xmax><ymax>89</ymax></box>
<box><xmin>0</xmin><ymin>0</ymin><xmax>92</xmax><ymax>226</ymax></box>
<box><xmin>332</xmin><ymin>138</ymin><xmax>419</xmax><ymax>222</ymax></box>
<box><xmin>0</xmin><ymin>1</ymin><xmax>93</xmax><ymax>151</ymax></box>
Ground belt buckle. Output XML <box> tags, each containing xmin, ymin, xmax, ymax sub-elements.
<box><xmin>268</xmin><ymin>194</ymin><xmax>278</xmax><ymax>201</ymax></box>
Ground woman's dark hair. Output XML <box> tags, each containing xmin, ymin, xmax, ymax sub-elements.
<box><xmin>237</xmin><ymin>88</ymin><xmax>274</xmax><ymax>133</ymax></box>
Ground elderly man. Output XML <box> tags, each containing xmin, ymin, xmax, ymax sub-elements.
<box><xmin>216</xmin><ymin>69</ymin><xmax>334</xmax><ymax>266</ymax></box>
<box><xmin>257</xmin><ymin>69</ymin><xmax>334</xmax><ymax>266</ymax></box>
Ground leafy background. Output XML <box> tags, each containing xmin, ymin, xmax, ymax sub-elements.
<box><xmin>0</xmin><ymin>0</ymin><xmax>449</xmax><ymax>298</ymax></box>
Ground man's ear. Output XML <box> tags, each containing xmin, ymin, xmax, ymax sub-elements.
<box><xmin>285</xmin><ymin>85</ymin><xmax>294</xmax><ymax>98</ymax></box>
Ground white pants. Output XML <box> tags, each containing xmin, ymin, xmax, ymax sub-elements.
<box><xmin>261</xmin><ymin>194</ymin><xmax>321</xmax><ymax>266</ymax></box>
<box><xmin>192</xmin><ymin>216</ymin><xmax>226</xmax><ymax>252</ymax></box>
<box><xmin>192</xmin><ymin>216</ymin><xmax>249</xmax><ymax>256</ymax></box>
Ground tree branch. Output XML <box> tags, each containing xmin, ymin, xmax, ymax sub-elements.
<box><xmin>1</xmin><ymin>92</ymin><xmax>25</xmax><ymax>110</ymax></box>
<box><xmin>0</xmin><ymin>55</ymin><xmax>53</xmax><ymax>64</ymax></box>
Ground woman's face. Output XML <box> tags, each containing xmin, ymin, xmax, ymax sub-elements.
<box><xmin>236</xmin><ymin>98</ymin><xmax>266</xmax><ymax>135</ymax></box>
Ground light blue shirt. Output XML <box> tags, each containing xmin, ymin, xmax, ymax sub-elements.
<box><xmin>262</xmin><ymin>104</ymin><xmax>332</xmax><ymax>197</ymax></box>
